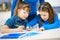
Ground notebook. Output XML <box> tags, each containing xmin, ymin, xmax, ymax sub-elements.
<box><xmin>19</xmin><ymin>32</ymin><xmax>39</xmax><ymax>38</ymax></box>
<box><xmin>0</xmin><ymin>33</ymin><xmax>25</xmax><ymax>39</ymax></box>
<box><xmin>0</xmin><ymin>32</ymin><xmax>39</xmax><ymax>39</ymax></box>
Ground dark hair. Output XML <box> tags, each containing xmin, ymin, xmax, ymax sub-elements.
<box><xmin>14</xmin><ymin>0</ymin><xmax>30</xmax><ymax>16</ymax></box>
<box><xmin>38</xmin><ymin>2</ymin><xmax>54</xmax><ymax>26</ymax></box>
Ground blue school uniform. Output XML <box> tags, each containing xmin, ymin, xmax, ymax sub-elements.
<box><xmin>5</xmin><ymin>16</ymin><xmax>28</xmax><ymax>28</ymax></box>
<box><xmin>59</xmin><ymin>20</ymin><xmax>60</xmax><ymax>27</ymax></box>
<box><xmin>27</xmin><ymin>13</ymin><xmax>59</xmax><ymax>30</ymax></box>
<box><xmin>23</xmin><ymin>0</ymin><xmax>38</xmax><ymax>22</ymax></box>
<box><xmin>24</xmin><ymin>0</ymin><xmax>37</xmax><ymax>15</ymax></box>
<box><xmin>39</xmin><ymin>0</ymin><xmax>44</xmax><ymax>5</ymax></box>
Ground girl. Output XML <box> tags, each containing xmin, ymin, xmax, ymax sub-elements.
<box><xmin>1</xmin><ymin>1</ymin><xmax>30</xmax><ymax>33</ymax></box>
<box><xmin>26</xmin><ymin>2</ymin><xmax>59</xmax><ymax>31</ymax></box>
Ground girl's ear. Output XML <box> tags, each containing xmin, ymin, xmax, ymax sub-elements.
<box><xmin>18</xmin><ymin>9</ymin><xmax>20</xmax><ymax>12</ymax></box>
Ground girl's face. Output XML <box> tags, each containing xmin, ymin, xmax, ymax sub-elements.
<box><xmin>39</xmin><ymin>11</ymin><xmax>49</xmax><ymax>21</ymax></box>
<box><xmin>18</xmin><ymin>8</ymin><xmax>29</xmax><ymax>20</ymax></box>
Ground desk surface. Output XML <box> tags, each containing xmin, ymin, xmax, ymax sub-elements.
<box><xmin>0</xmin><ymin>28</ymin><xmax>60</xmax><ymax>40</ymax></box>
<box><xmin>19</xmin><ymin>28</ymin><xmax>60</xmax><ymax>40</ymax></box>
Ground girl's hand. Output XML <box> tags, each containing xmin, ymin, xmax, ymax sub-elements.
<box><xmin>36</xmin><ymin>27</ymin><xmax>44</xmax><ymax>32</ymax></box>
<box><xmin>17</xmin><ymin>26</ymin><xmax>25</xmax><ymax>32</ymax></box>
<box><xmin>27</xmin><ymin>28</ymin><xmax>32</xmax><ymax>31</ymax></box>
<box><xmin>39</xmin><ymin>28</ymin><xmax>44</xmax><ymax>31</ymax></box>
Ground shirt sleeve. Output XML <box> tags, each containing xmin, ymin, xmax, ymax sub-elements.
<box><xmin>26</xmin><ymin>15</ymin><xmax>38</xmax><ymax>28</ymax></box>
<box><xmin>5</xmin><ymin>18</ymin><xmax>14</xmax><ymax>28</ymax></box>
<box><xmin>43</xmin><ymin>14</ymin><xmax>60</xmax><ymax>30</ymax></box>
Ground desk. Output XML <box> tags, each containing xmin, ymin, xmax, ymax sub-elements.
<box><xmin>0</xmin><ymin>28</ymin><xmax>60</xmax><ymax>40</ymax></box>
<box><xmin>20</xmin><ymin>28</ymin><xmax>60</xmax><ymax>40</ymax></box>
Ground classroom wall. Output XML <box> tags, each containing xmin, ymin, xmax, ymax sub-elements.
<box><xmin>45</xmin><ymin>0</ymin><xmax>60</xmax><ymax>7</ymax></box>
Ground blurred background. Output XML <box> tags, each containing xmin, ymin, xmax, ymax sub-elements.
<box><xmin>0</xmin><ymin>0</ymin><xmax>11</xmax><ymax>11</ymax></box>
<box><xmin>0</xmin><ymin>0</ymin><xmax>60</xmax><ymax>27</ymax></box>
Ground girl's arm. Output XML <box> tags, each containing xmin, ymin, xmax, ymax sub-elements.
<box><xmin>1</xmin><ymin>16</ymin><xmax>24</xmax><ymax>34</ymax></box>
<box><xmin>1</xmin><ymin>25</ymin><xmax>24</xmax><ymax>34</ymax></box>
<box><xmin>26</xmin><ymin>15</ymin><xmax>39</xmax><ymax>31</ymax></box>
